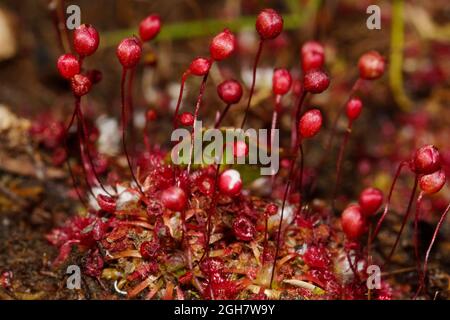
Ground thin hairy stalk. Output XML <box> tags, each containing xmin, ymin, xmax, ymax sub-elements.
<box><xmin>413</xmin><ymin>192</ymin><xmax>424</xmax><ymax>278</ymax></box>
<box><xmin>291</xmin><ymin>90</ymin><xmax>307</xmax><ymax>151</ymax></box>
<box><xmin>332</xmin><ymin>123</ymin><xmax>353</xmax><ymax>209</ymax></box>
<box><xmin>76</xmin><ymin>116</ymin><xmax>97</xmax><ymax>200</ymax></box>
<box><xmin>372</xmin><ymin>161</ymin><xmax>408</xmax><ymax>240</ymax></box>
<box><xmin>126</xmin><ymin>68</ymin><xmax>136</xmax><ymax>147</ymax></box>
<box><xmin>76</xmin><ymin>106</ymin><xmax>112</xmax><ymax>196</ymax></box>
<box><xmin>173</xmin><ymin>71</ymin><xmax>190</xmax><ymax>129</ymax></box>
<box><xmin>295</xmin><ymin>143</ymin><xmax>305</xmax><ymax>216</ymax></box>
<box><xmin>269</xmin><ymin>108</ymin><xmax>279</xmax><ymax>188</ymax></box>
<box><xmin>214</xmin><ymin>103</ymin><xmax>231</xmax><ymax>129</ymax></box>
<box><xmin>120</xmin><ymin>69</ymin><xmax>145</xmax><ymax>196</ymax></box>
<box><xmin>186</xmin><ymin>74</ymin><xmax>209</xmax><ymax>176</ymax></box>
<box><xmin>240</xmin><ymin>40</ymin><xmax>264</xmax><ymax>129</ymax></box>
<box><xmin>324</xmin><ymin>78</ymin><xmax>362</xmax><ymax>157</ymax></box>
<box><xmin>270</xmin><ymin>144</ymin><xmax>298</xmax><ymax>288</ymax></box>
<box><xmin>309</xmin><ymin>78</ymin><xmax>362</xmax><ymax>195</ymax></box>
<box><xmin>63</xmin><ymin>104</ymin><xmax>88</xmax><ymax>208</ymax></box>
<box><xmin>385</xmin><ymin>176</ymin><xmax>418</xmax><ymax>265</ymax></box>
<box><xmin>414</xmin><ymin>202</ymin><xmax>450</xmax><ymax>298</ymax></box>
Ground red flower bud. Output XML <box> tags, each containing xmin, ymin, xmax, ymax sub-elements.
<box><xmin>256</xmin><ymin>9</ymin><xmax>283</xmax><ymax>40</ymax></box>
<box><xmin>139</xmin><ymin>14</ymin><xmax>161</xmax><ymax>42</ymax></box>
<box><xmin>217</xmin><ymin>79</ymin><xmax>243</xmax><ymax>104</ymax></box>
<box><xmin>299</xmin><ymin>109</ymin><xmax>323</xmax><ymax>138</ymax></box>
<box><xmin>303</xmin><ymin>69</ymin><xmax>330</xmax><ymax>94</ymax></box>
<box><xmin>412</xmin><ymin>145</ymin><xmax>441</xmax><ymax>175</ymax></box>
<box><xmin>218</xmin><ymin>169</ymin><xmax>242</xmax><ymax>196</ymax></box>
<box><xmin>210</xmin><ymin>28</ymin><xmax>236</xmax><ymax>61</ymax></box>
<box><xmin>341</xmin><ymin>204</ymin><xmax>366</xmax><ymax>240</ymax></box>
<box><xmin>71</xmin><ymin>74</ymin><xmax>92</xmax><ymax>97</ymax></box>
<box><xmin>358</xmin><ymin>51</ymin><xmax>385</xmax><ymax>80</ymax></box>
<box><xmin>73</xmin><ymin>24</ymin><xmax>99</xmax><ymax>57</ymax></box>
<box><xmin>57</xmin><ymin>54</ymin><xmax>80</xmax><ymax>79</ymax></box>
<box><xmin>272</xmin><ymin>68</ymin><xmax>292</xmax><ymax>96</ymax></box>
<box><xmin>346</xmin><ymin>98</ymin><xmax>363</xmax><ymax>122</ymax></box>
<box><xmin>358</xmin><ymin>187</ymin><xmax>383</xmax><ymax>217</ymax></box>
<box><xmin>419</xmin><ymin>169</ymin><xmax>446</xmax><ymax>195</ymax></box>
<box><xmin>179</xmin><ymin>112</ymin><xmax>194</xmax><ymax>126</ymax></box>
<box><xmin>160</xmin><ymin>186</ymin><xmax>188</xmax><ymax>212</ymax></box>
<box><xmin>189</xmin><ymin>57</ymin><xmax>211</xmax><ymax>76</ymax></box>
<box><xmin>116</xmin><ymin>37</ymin><xmax>142</xmax><ymax>69</ymax></box>
<box><xmin>301</xmin><ymin>41</ymin><xmax>325</xmax><ymax>72</ymax></box>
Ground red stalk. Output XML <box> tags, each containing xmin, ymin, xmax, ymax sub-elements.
<box><xmin>384</xmin><ymin>175</ymin><xmax>419</xmax><ymax>265</ymax></box>
<box><xmin>269</xmin><ymin>141</ymin><xmax>299</xmax><ymax>288</ymax></box>
<box><xmin>372</xmin><ymin>161</ymin><xmax>409</xmax><ymax>240</ymax></box>
<box><xmin>173</xmin><ymin>71</ymin><xmax>190</xmax><ymax>129</ymax></box>
<box><xmin>332</xmin><ymin>121</ymin><xmax>353</xmax><ymax>208</ymax></box>
<box><xmin>240</xmin><ymin>40</ymin><xmax>264</xmax><ymax>129</ymax></box>
<box><xmin>76</xmin><ymin>105</ymin><xmax>112</xmax><ymax>196</ymax></box>
<box><xmin>186</xmin><ymin>73</ymin><xmax>209</xmax><ymax>176</ymax></box>
<box><xmin>414</xmin><ymin>202</ymin><xmax>450</xmax><ymax>298</ymax></box>
<box><xmin>120</xmin><ymin>69</ymin><xmax>145</xmax><ymax>196</ymax></box>
<box><xmin>214</xmin><ymin>103</ymin><xmax>231</xmax><ymax>129</ymax></box>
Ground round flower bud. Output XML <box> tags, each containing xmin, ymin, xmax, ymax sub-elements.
<box><xmin>255</xmin><ymin>8</ymin><xmax>283</xmax><ymax>40</ymax></box>
<box><xmin>116</xmin><ymin>37</ymin><xmax>142</xmax><ymax>69</ymax></box>
<box><xmin>73</xmin><ymin>24</ymin><xmax>99</xmax><ymax>57</ymax></box>
<box><xmin>57</xmin><ymin>54</ymin><xmax>80</xmax><ymax>79</ymax></box>
<box><xmin>139</xmin><ymin>14</ymin><xmax>161</xmax><ymax>41</ymax></box>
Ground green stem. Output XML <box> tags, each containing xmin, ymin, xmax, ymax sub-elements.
<box><xmin>390</xmin><ymin>0</ymin><xmax>412</xmax><ymax>112</ymax></box>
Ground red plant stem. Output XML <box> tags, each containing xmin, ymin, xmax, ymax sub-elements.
<box><xmin>414</xmin><ymin>191</ymin><xmax>424</xmax><ymax>277</ymax></box>
<box><xmin>199</xmin><ymin>145</ymin><xmax>225</xmax><ymax>264</ymax></box>
<box><xmin>385</xmin><ymin>175</ymin><xmax>418</xmax><ymax>265</ymax></box>
<box><xmin>76</xmin><ymin>106</ymin><xmax>112</xmax><ymax>196</ymax></box>
<box><xmin>372</xmin><ymin>161</ymin><xmax>409</xmax><ymax>241</ymax></box>
<box><xmin>120</xmin><ymin>69</ymin><xmax>145</xmax><ymax>196</ymax></box>
<box><xmin>309</xmin><ymin>78</ymin><xmax>363</xmax><ymax>195</ymax></box>
<box><xmin>346</xmin><ymin>250</ymin><xmax>360</xmax><ymax>282</ymax></box>
<box><xmin>126</xmin><ymin>68</ymin><xmax>136</xmax><ymax>148</ymax></box>
<box><xmin>269</xmin><ymin>141</ymin><xmax>299</xmax><ymax>289</ymax></box>
<box><xmin>295</xmin><ymin>142</ymin><xmax>305</xmax><ymax>215</ymax></box>
<box><xmin>76</xmin><ymin>115</ymin><xmax>97</xmax><ymax>200</ymax></box>
<box><xmin>240</xmin><ymin>40</ymin><xmax>264</xmax><ymax>129</ymax></box>
<box><xmin>63</xmin><ymin>104</ymin><xmax>88</xmax><ymax>208</ymax></box>
<box><xmin>414</xmin><ymin>202</ymin><xmax>450</xmax><ymax>298</ymax></box>
<box><xmin>332</xmin><ymin>121</ymin><xmax>353</xmax><ymax>209</ymax></box>
<box><xmin>269</xmin><ymin>108</ymin><xmax>279</xmax><ymax>188</ymax></box>
<box><xmin>324</xmin><ymin>78</ymin><xmax>362</xmax><ymax>157</ymax></box>
<box><xmin>186</xmin><ymin>73</ymin><xmax>209</xmax><ymax>176</ymax></box>
<box><xmin>49</xmin><ymin>0</ymin><xmax>70</xmax><ymax>52</ymax></box>
<box><xmin>173</xmin><ymin>71</ymin><xmax>190</xmax><ymax>129</ymax></box>
<box><xmin>262</xmin><ymin>214</ymin><xmax>269</xmax><ymax>264</ymax></box>
<box><xmin>270</xmin><ymin>109</ymin><xmax>279</xmax><ymax>151</ymax></box>
<box><xmin>291</xmin><ymin>90</ymin><xmax>307</xmax><ymax>152</ymax></box>
<box><xmin>214</xmin><ymin>103</ymin><xmax>231</xmax><ymax>129</ymax></box>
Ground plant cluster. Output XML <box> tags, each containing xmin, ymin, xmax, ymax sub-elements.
<box><xmin>33</xmin><ymin>8</ymin><xmax>449</xmax><ymax>300</ymax></box>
